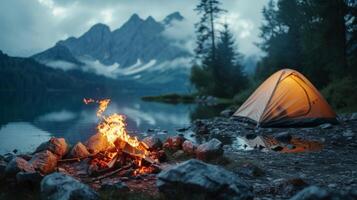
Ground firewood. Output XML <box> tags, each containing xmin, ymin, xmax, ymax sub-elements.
<box><xmin>84</xmin><ymin>163</ymin><xmax>133</xmax><ymax>183</ymax></box>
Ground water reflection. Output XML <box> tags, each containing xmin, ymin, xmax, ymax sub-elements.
<box><xmin>0</xmin><ymin>122</ymin><xmax>51</xmax><ymax>154</ymax></box>
<box><xmin>0</xmin><ymin>91</ymin><xmax>223</xmax><ymax>154</ymax></box>
<box><xmin>232</xmin><ymin>135</ymin><xmax>323</xmax><ymax>153</ymax></box>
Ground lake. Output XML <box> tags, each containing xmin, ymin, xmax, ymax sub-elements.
<box><xmin>0</xmin><ymin>91</ymin><xmax>225</xmax><ymax>154</ymax></box>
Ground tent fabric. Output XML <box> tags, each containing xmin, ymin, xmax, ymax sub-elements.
<box><xmin>233</xmin><ymin>69</ymin><xmax>337</xmax><ymax>127</ymax></box>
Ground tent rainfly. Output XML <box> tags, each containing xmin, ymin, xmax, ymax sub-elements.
<box><xmin>233</xmin><ymin>69</ymin><xmax>337</xmax><ymax>127</ymax></box>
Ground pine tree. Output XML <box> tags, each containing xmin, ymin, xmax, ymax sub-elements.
<box><xmin>194</xmin><ymin>0</ymin><xmax>225</xmax><ymax>60</ymax></box>
<box><xmin>214</xmin><ymin>24</ymin><xmax>248</xmax><ymax>97</ymax></box>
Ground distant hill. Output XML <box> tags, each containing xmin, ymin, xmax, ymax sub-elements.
<box><xmin>32</xmin><ymin>12</ymin><xmax>192</xmax><ymax>92</ymax></box>
<box><xmin>0</xmin><ymin>50</ymin><xmax>121</xmax><ymax>91</ymax></box>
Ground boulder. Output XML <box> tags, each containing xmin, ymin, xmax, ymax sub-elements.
<box><xmin>274</xmin><ymin>132</ymin><xmax>292</xmax><ymax>143</ymax></box>
<box><xmin>290</xmin><ymin>186</ymin><xmax>357</xmax><ymax>200</ymax></box>
<box><xmin>142</xmin><ymin>136</ymin><xmax>162</xmax><ymax>150</ymax></box>
<box><xmin>41</xmin><ymin>172</ymin><xmax>99</xmax><ymax>200</ymax></box>
<box><xmin>182</xmin><ymin>140</ymin><xmax>197</xmax><ymax>155</ymax></box>
<box><xmin>163</xmin><ymin>136</ymin><xmax>185</xmax><ymax>151</ymax></box>
<box><xmin>16</xmin><ymin>171</ymin><xmax>43</xmax><ymax>185</ymax></box>
<box><xmin>157</xmin><ymin>159</ymin><xmax>253</xmax><ymax>200</ymax></box>
<box><xmin>86</xmin><ymin>133</ymin><xmax>111</xmax><ymax>154</ymax></box>
<box><xmin>35</xmin><ymin>138</ymin><xmax>69</xmax><ymax>158</ymax></box>
<box><xmin>70</xmin><ymin>142</ymin><xmax>90</xmax><ymax>158</ymax></box>
<box><xmin>30</xmin><ymin>150</ymin><xmax>58</xmax><ymax>174</ymax></box>
<box><xmin>5</xmin><ymin>157</ymin><xmax>35</xmax><ymax>176</ymax></box>
<box><xmin>196</xmin><ymin>138</ymin><xmax>223</xmax><ymax>161</ymax></box>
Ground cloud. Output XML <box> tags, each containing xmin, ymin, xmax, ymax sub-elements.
<box><xmin>44</xmin><ymin>60</ymin><xmax>77</xmax><ymax>70</ymax></box>
<box><xmin>80</xmin><ymin>59</ymin><xmax>120</xmax><ymax>79</ymax></box>
<box><xmin>162</xmin><ymin>19</ymin><xmax>195</xmax><ymax>53</ymax></box>
<box><xmin>0</xmin><ymin>0</ymin><xmax>267</xmax><ymax>57</ymax></box>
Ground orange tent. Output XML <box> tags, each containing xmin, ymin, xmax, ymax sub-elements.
<box><xmin>233</xmin><ymin>69</ymin><xmax>337</xmax><ymax>127</ymax></box>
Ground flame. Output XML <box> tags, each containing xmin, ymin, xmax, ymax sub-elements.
<box><xmin>85</xmin><ymin>98</ymin><xmax>148</xmax><ymax>155</ymax></box>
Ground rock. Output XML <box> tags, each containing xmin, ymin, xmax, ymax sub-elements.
<box><xmin>86</xmin><ymin>133</ymin><xmax>111</xmax><ymax>153</ymax></box>
<box><xmin>30</xmin><ymin>150</ymin><xmax>58</xmax><ymax>174</ymax></box>
<box><xmin>41</xmin><ymin>172</ymin><xmax>99</xmax><ymax>200</ymax></box>
<box><xmin>142</xmin><ymin>136</ymin><xmax>162</xmax><ymax>150</ymax></box>
<box><xmin>270</xmin><ymin>145</ymin><xmax>284</xmax><ymax>151</ymax></box>
<box><xmin>3</xmin><ymin>153</ymin><xmax>16</xmax><ymax>162</ymax></box>
<box><xmin>182</xmin><ymin>140</ymin><xmax>197</xmax><ymax>155</ymax></box>
<box><xmin>274</xmin><ymin>132</ymin><xmax>292</xmax><ymax>143</ymax></box>
<box><xmin>350</xmin><ymin>112</ymin><xmax>357</xmax><ymax>121</ymax></box>
<box><xmin>343</xmin><ymin>130</ymin><xmax>355</xmax><ymax>137</ymax></box>
<box><xmin>163</xmin><ymin>136</ymin><xmax>185</xmax><ymax>151</ymax></box>
<box><xmin>0</xmin><ymin>160</ymin><xmax>7</xmax><ymax>176</ymax></box>
<box><xmin>35</xmin><ymin>138</ymin><xmax>69</xmax><ymax>158</ymax></box>
<box><xmin>70</xmin><ymin>142</ymin><xmax>90</xmax><ymax>158</ymax></box>
<box><xmin>157</xmin><ymin>159</ymin><xmax>252</xmax><ymax>200</ymax></box>
<box><xmin>172</xmin><ymin>150</ymin><xmax>185</xmax><ymax>159</ymax></box>
<box><xmin>237</xmin><ymin>163</ymin><xmax>265</xmax><ymax>177</ymax></box>
<box><xmin>5</xmin><ymin>157</ymin><xmax>35</xmax><ymax>176</ymax></box>
<box><xmin>272</xmin><ymin>178</ymin><xmax>309</xmax><ymax>196</ymax></box>
<box><xmin>101</xmin><ymin>181</ymin><xmax>130</xmax><ymax>192</ymax></box>
<box><xmin>220</xmin><ymin>109</ymin><xmax>234</xmax><ymax>117</ymax></box>
<box><xmin>319</xmin><ymin>123</ymin><xmax>333</xmax><ymax>129</ymax></box>
<box><xmin>289</xmin><ymin>186</ymin><xmax>330</xmax><ymax>200</ymax></box>
<box><xmin>16</xmin><ymin>171</ymin><xmax>43</xmax><ymax>185</ymax></box>
<box><xmin>176</xmin><ymin>127</ymin><xmax>189</xmax><ymax>132</ymax></box>
<box><xmin>196</xmin><ymin>138</ymin><xmax>223</xmax><ymax>161</ymax></box>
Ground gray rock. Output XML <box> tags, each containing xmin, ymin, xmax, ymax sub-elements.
<box><xmin>5</xmin><ymin>157</ymin><xmax>35</xmax><ymax>176</ymax></box>
<box><xmin>16</xmin><ymin>171</ymin><xmax>43</xmax><ymax>185</ymax></box>
<box><xmin>274</xmin><ymin>132</ymin><xmax>292</xmax><ymax>143</ymax></box>
<box><xmin>272</xmin><ymin>178</ymin><xmax>309</xmax><ymax>196</ymax></box>
<box><xmin>172</xmin><ymin>150</ymin><xmax>185</xmax><ymax>159</ymax></box>
<box><xmin>350</xmin><ymin>113</ymin><xmax>357</xmax><ymax>121</ymax></box>
<box><xmin>69</xmin><ymin>142</ymin><xmax>90</xmax><ymax>158</ymax></box>
<box><xmin>101</xmin><ymin>181</ymin><xmax>129</xmax><ymax>192</ymax></box>
<box><xmin>289</xmin><ymin>186</ymin><xmax>330</xmax><ymax>200</ymax></box>
<box><xmin>343</xmin><ymin>130</ymin><xmax>355</xmax><ymax>137</ymax></box>
<box><xmin>319</xmin><ymin>123</ymin><xmax>333</xmax><ymax>129</ymax></box>
<box><xmin>182</xmin><ymin>140</ymin><xmax>197</xmax><ymax>155</ymax></box>
<box><xmin>220</xmin><ymin>109</ymin><xmax>234</xmax><ymax>117</ymax></box>
<box><xmin>196</xmin><ymin>138</ymin><xmax>223</xmax><ymax>161</ymax></box>
<box><xmin>157</xmin><ymin>159</ymin><xmax>252</xmax><ymax>200</ymax></box>
<box><xmin>35</xmin><ymin>138</ymin><xmax>69</xmax><ymax>158</ymax></box>
<box><xmin>3</xmin><ymin>153</ymin><xmax>15</xmax><ymax>162</ymax></box>
<box><xmin>30</xmin><ymin>150</ymin><xmax>58</xmax><ymax>174</ymax></box>
<box><xmin>142</xmin><ymin>136</ymin><xmax>162</xmax><ymax>150</ymax></box>
<box><xmin>41</xmin><ymin>172</ymin><xmax>99</xmax><ymax>200</ymax></box>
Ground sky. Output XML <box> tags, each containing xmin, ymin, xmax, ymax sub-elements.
<box><xmin>0</xmin><ymin>0</ymin><xmax>267</xmax><ymax>57</ymax></box>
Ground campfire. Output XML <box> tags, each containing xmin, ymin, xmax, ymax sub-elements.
<box><xmin>60</xmin><ymin>98</ymin><xmax>161</xmax><ymax>181</ymax></box>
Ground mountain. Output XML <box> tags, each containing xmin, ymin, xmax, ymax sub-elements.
<box><xmin>32</xmin><ymin>44</ymin><xmax>83</xmax><ymax>68</ymax></box>
<box><xmin>32</xmin><ymin>12</ymin><xmax>192</xmax><ymax>92</ymax></box>
<box><xmin>0</xmin><ymin>50</ymin><xmax>131</xmax><ymax>91</ymax></box>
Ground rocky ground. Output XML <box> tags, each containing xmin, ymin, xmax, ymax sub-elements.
<box><xmin>186</xmin><ymin>112</ymin><xmax>357</xmax><ymax>199</ymax></box>
<box><xmin>0</xmin><ymin>112</ymin><xmax>357</xmax><ymax>200</ymax></box>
